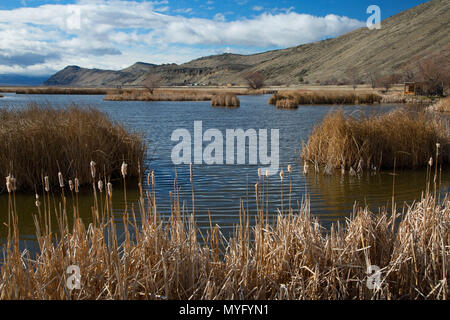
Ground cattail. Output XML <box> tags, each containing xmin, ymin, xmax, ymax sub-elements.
<box><xmin>255</xmin><ymin>183</ymin><xmax>259</xmax><ymax>196</ymax></box>
<box><xmin>147</xmin><ymin>172</ymin><xmax>151</xmax><ymax>186</ymax></box>
<box><xmin>74</xmin><ymin>178</ymin><xmax>79</xmax><ymax>193</ymax></box>
<box><xmin>35</xmin><ymin>194</ymin><xmax>40</xmax><ymax>207</ymax></box>
<box><xmin>287</xmin><ymin>165</ymin><xmax>292</xmax><ymax>174</ymax></box>
<box><xmin>303</xmin><ymin>161</ymin><xmax>309</xmax><ymax>175</ymax></box>
<box><xmin>121</xmin><ymin>162</ymin><xmax>128</xmax><ymax>178</ymax></box>
<box><xmin>44</xmin><ymin>176</ymin><xmax>50</xmax><ymax>192</ymax></box>
<box><xmin>107</xmin><ymin>182</ymin><xmax>113</xmax><ymax>197</ymax></box>
<box><xmin>69</xmin><ymin>180</ymin><xmax>74</xmax><ymax>191</ymax></box>
<box><xmin>151</xmin><ymin>170</ymin><xmax>155</xmax><ymax>185</ymax></box>
<box><xmin>5</xmin><ymin>175</ymin><xmax>12</xmax><ymax>193</ymax></box>
<box><xmin>258</xmin><ymin>168</ymin><xmax>261</xmax><ymax>178</ymax></box>
<box><xmin>280</xmin><ymin>170</ymin><xmax>284</xmax><ymax>181</ymax></box>
<box><xmin>428</xmin><ymin>157</ymin><xmax>433</xmax><ymax>167</ymax></box>
<box><xmin>190</xmin><ymin>163</ymin><xmax>193</xmax><ymax>183</ymax></box>
<box><xmin>10</xmin><ymin>176</ymin><xmax>17</xmax><ymax>192</ymax></box>
<box><xmin>98</xmin><ymin>180</ymin><xmax>104</xmax><ymax>192</ymax></box>
<box><xmin>58</xmin><ymin>172</ymin><xmax>64</xmax><ymax>188</ymax></box>
<box><xmin>265</xmin><ymin>170</ymin><xmax>269</xmax><ymax>178</ymax></box>
<box><xmin>341</xmin><ymin>164</ymin><xmax>346</xmax><ymax>175</ymax></box>
<box><xmin>90</xmin><ymin>161</ymin><xmax>96</xmax><ymax>179</ymax></box>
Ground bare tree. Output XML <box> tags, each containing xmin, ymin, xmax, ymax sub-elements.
<box><xmin>376</xmin><ymin>73</ymin><xmax>401</xmax><ymax>93</ymax></box>
<box><xmin>417</xmin><ymin>55</ymin><xmax>450</xmax><ymax>96</ymax></box>
<box><xmin>143</xmin><ymin>73</ymin><xmax>161</xmax><ymax>95</ymax></box>
<box><xmin>243</xmin><ymin>71</ymin><xmax>265</xmax><ymax>90</ymax></box>
<box><xmin>345</xmin><ymin>67</ymin><xmax>361</xmax><ymax>90</ymax></box>
<box><xmin>367</xmin><ymin>71</ymin><xmax>379</xmax><ymax>89</ymax></box>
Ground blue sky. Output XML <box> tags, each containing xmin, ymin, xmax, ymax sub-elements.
<box><xmin>0</xmin><ymin>0</ymin><xmax>429</xmax><ymax>75</ymax></box>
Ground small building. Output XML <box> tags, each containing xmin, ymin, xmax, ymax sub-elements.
<box><xmin>404</xmin><ymin>82</ymin><xmax>423</xmax><ymax>95</ymax></box>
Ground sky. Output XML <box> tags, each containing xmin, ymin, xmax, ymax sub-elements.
<box><xmin>0</xmin><ymin>0</ymin><xmax>428</xmax><ymax>76</ymax></box>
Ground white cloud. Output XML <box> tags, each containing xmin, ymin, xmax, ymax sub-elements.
<box><xmin>0</xmin><ymin>0</ymin><xmax>364</xmax><ymax>75</ymax></box>
<box><xmin>252</xmin><ymin>6</ymin><xmax>264</xmax><ymax>11</ymax></box>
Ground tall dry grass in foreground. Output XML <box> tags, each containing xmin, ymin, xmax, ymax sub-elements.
<box><xmin>269</xmin><ymin>90</ymin><xmax>382</xmax><ymax>108</ymax></box>
<box><xmin>302</xmin><ymin>109</ymin><xmax>450</xmax><ymax>170</ymax></box>
<box><xmin>0</xmin><ymin>161</ymin><xmax>448</xmax><ymax>300</ymax></box>
<box><xmin>0</xmin><ymin>104</ymin><xmax>146</xmax><ymax>192</ymax></box>
<box><xmin>211</xmin><ymin>94</ymin><xmax>240</xmax><ymax>107</ymax></box>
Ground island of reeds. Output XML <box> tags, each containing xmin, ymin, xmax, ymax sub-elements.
<box><xmin>269</xmin><ymin>90</ymin><xmax>382</xmax><ymax>108</ymax></box>
<box><xmin>0</xmin><ymin>103</ymin><xmax>146</xmax><ymax>191</ymax></box>
<box><xmin>302</xmin><ymin>109</ymin><xmax>450</xmax><ymax>172</ymax></box>
<box><xmin>211</xmin><ymin>93</ymin><xmax>240</xmax><ymax>107</ymax></box>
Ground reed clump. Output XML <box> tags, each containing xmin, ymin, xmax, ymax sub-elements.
<box><xmin>275</xmin><ymin>98</ymin><xmax>298</xmax><ymax>109</ymax></box>
<box><xmin>0</xmin><ymin>103</ymin><xmax>146</xmax><ymax>192</ymax></box>
<box><xmin>0</xmin><ymin>161</ymin><xmax>448</xmax><ymax>300</ymax></box>
<box><xmin>211</xmin><ymin>94</ymin><xmax>240</xmax><ymax>107</ymax></box>
<box><xmin>302</xmin><ymin>109</ymin><xmax>450</xmax><ymax>170</ymax></box>
<box><xmin>428</xmin><ymin>97</ymin><xmax>450</xmax><ymax>113</ymax></box>
<box><xmin>269</xmin><ymin>90</ymin><xmax>382</xmax><ymax>106</ymax></box>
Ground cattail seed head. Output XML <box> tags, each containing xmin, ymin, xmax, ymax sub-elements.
<box><xmin>255</xmin><ymin>183</ymin><xmax>259</xmax><ymax>195</ymax></box>
<box><xmin>151</xmin><ymin>170</ymin><xmax>155</xmax><ymax>185</ymax></box>
<box><xmin>5</xmin><ymin>175</ymin><xmax>12</xmax><ymax>193</ymax></box>
<box><xmin>428</xmin><ymin>157</ymin><xmax>433</xmax><ymax>167</ymax></box>
<box><xmin>257</xmin><ymin>168</ymin><xmax>261</xmax><ymax>178</ymax></box>
<box><xmin>287</xmin><ymin>165</ymin><xmax>292</xmax><ymax>174</ymax></box>
<box><xmin>280</xmin><ymin>170</ymin><xmax>284</xmax><ymax>181</ymax></box>
<box><xmin>10</xmin><ymin>176</ymin><xmax>16</xmax><ymax>192</ymax></box>
<box><xmin>44</xmin><ymin>176</ymin><xmax>50</xmax><ymax>192</ymax></box>
<box><xmin>265</xmin><ymin>170</ymin><xmax>269</xmax><ymax>178</ymax></box>
<box><xmin>98</xmin><ymin>180</ymin><xmax>104</xmax><ymax>192</ymax></box>
<box><xmin>74</xmin><ymin>178</ymin><xmax>79</xmax><ymax>193</ymax></box>
<box><xmin>69</xmin><ymin>180</ymin><xmax>74</xmax><ymax>191</ymax></box>
<box><xmin>58</xmin><ymin>172</ymin><xmax>64</xmax><ymax>188</ymax></box>
<box><xmin>121</xmin><ymin>162</ymin><xmax>128</xmax><ymax>178</ymax></box>
<box><xmin>147</xmin><ymin>172</ymin><xmax>151</xmax><ymax>186</ymax></box>
<box><xmin>90</xmin><ymin>161</ymin><xmax>96</xmax><ymax>179</ymax></box>
<box><xmin>107</xmin><ymin>182</ymin><xmax>113</xmax><ymax>197</ymax></box>
<box><xmin>303</xmin><ymin>161</ymin><xmax>309</xmax><ymax>175</ymax></box>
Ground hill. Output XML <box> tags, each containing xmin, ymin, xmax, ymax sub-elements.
<box><xmin>44</xmin><ymin>0</ymin><xmax>450</xmax><ymax>87</ymax></box>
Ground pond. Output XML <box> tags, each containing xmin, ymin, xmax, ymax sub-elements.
<box><xmin>0</xmin><ymin>93</ymin><xmax>449</xmax><ymax>247</ymax></box>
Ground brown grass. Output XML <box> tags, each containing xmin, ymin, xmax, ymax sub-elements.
<box><xmin>302</xmin><ymin>109</ymin><xmax>450</xmax><ymax>170</ymax></box>
<box><xmin>0</xmin><ymin>103</ymin><xmax>146</xmax><ymax>192</ymax></box>
<box><xmin>275</xmin><ymin>99</ymin><xmax>298</xmax><ymax>109</ymax></box>
<box><xmin>211</xmin><ymin>94</ymin><xmax>240</xmax><ymax>107</ymax></box>
<box><xmin>14</xmin><ymin>87</ymin><xmax>109</xmax><ymax>95</ymax></box>
<box><xmin>105</xmin><ymin>89</ymin><xmax>213</xmax><ymax>102</ymax></box>
<box><xmin>428</xmin><ymin>97</ymin><xmax>450</xmax><ymax>113</ymax></box>
<box><xmin>269</xmin><ymin>90</ymin><xmax>382</xmax><ymax>106</ymax></box>
<box><xmin>0</xmin><ymin>161</ymin><xmax>448</xmax><ymax>300</ymax></box>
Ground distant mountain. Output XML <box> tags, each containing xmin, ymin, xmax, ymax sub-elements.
<box><xmin>0</xmin><ymin>74</ymin><xmax>49</xmax><ymax>86</ymax></box>
<box><xmin>44</xmin><ymin>0</ymin><xmax>450</xmax><ymax>87</ymax></box>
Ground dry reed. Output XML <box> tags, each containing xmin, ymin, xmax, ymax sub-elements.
<box><xmin>302</xmin><ymin>109</ymin><xmax>450</xmax><ymax>170</ymax></box>
<box><xmin>211</xmin><ymin>94</ymin><xmax>240</xmax><ymax>107</ymax></box>
<box><xmin>15</xmin><ymin>87</ymin><xmax>109</xmax><ymax>95</ymax></box>
<box><xmin>428</xmin><ymin>97</ymin><xmax>450</xmax><ymax>113</ymax></box>
<box><xmin>269</xmin><ymin>90</ymin><xmax>382</xmax><ymax>106</ymax></box>
<box><xmin>0</xmin><ymin>103</ymin><xmax>146</xmax><ymax>192</ymax></box>
<box><xmin>0</xmin><ymin>160</ymin><xmax>448</xmax><ymax>300</ymax></box>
